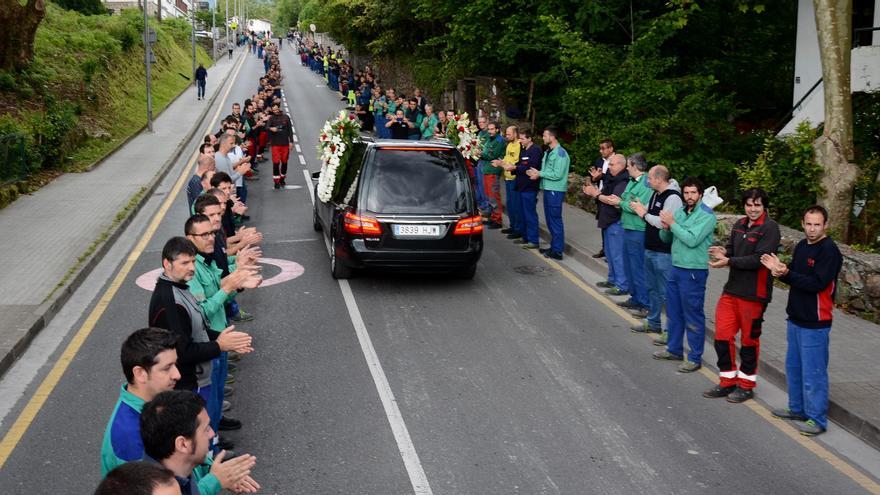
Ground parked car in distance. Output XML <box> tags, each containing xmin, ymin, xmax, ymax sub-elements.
<box><xmin>312</xmin><ymin>139</ymin><xmax>483</xmax><ymax>279</ymax></box>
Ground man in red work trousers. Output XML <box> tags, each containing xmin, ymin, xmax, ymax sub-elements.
<box><xmin>267</xmin><ymin>104</ymin><xmax>294</xmax><ymax>189</ymax></box>
<box><xmin>703</xmin><ymin>188</ymin><xmax>781</xmax><ymax>403</ymax></box>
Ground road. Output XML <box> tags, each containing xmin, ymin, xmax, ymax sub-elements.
<box><xmin>0</xmin><ymin>46</ymin><xmax>878</xmax><ymax>495</ymax></box>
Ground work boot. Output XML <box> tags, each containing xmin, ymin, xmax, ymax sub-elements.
<box><xmin>702</xmin><ymin>385</ymin><xmax>737</xmax><ymax>399</ymax></box>
<box><xmin>726</xmin><ymin>387</ymin><xmax>754</xmax><ymax>403</ymax></box>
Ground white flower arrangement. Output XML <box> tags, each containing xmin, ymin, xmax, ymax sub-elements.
<box><xmin>317</xmin><ymin>110</ymin><xmax>361</xmax><ymax>203</ymax></box>
<box><xmin>446</xmin><ymin>112</ymin><xmax>481</xmax><ymax>160</ymax></box>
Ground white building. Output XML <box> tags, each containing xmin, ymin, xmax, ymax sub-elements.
<box><xmin>780</xmin><ymin>0</ymin><xmax>880</xmax><ymax>134</ymax></box>
<box><xmin>247</xmin><ymin>19</ymin><xmax>272</xmax><ymax>36</ymax></box>
<box><xmin>103</xmin><ymin>0</ymin><xmax>196</xmax><ymax>19</ymax></box>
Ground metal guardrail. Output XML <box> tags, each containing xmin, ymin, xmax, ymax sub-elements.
<box><xmin>0</xmin><ymin>133</ymin><xmax>28</xmax><ymax>185</ymax></box>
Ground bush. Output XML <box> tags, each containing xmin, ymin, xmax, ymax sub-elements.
<box><xmin>54</xmin><ymin>0</ymin><xmax>106</xmax><ymax>15</ymax></box>
<box><xmin>736</xmin><ymin>121</ymin><xmax>822</xmax><ymax>228</ymax></box>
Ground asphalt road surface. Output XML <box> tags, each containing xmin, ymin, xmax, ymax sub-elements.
<box><xmin>0</xmin><ymin>47</ymin><xmax>879</xmax><ymax>495</ymax></box>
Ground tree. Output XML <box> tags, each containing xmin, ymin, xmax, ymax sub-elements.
<box><xmin>55</xmin><ymin>0</ymin><xmax>105</xmax><ymax>15</ymax></box>
<box><xmin>813</xmin><ymin>0</ymin><xmax>858</xmax><ymax>240</ymax></box>
<box><xmin>0</xmin><ymin>0</ymin><xmax>46</xmax><ymax>71</ymax></box>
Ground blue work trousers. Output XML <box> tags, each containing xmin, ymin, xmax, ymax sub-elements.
<box><xmin>786</xmin><ymin>322</ymin><xmax>831</xmax><ymax>429</ymax></box>
<box><xmin>643</xmin><ymin>250</ymin><xmax>672</xmax><ymax>331</ymax></box>
<box><xmin>623</xmin><ymin>229</ymin><xmax>648</xmax><ymax>307</ymax></box>
<box><xmin>543</xmin><ymin>190</ymin><xmax>565</xmax><ymax>254</ymax></box>
<box><xmin>474</xmin><ymin>162</ymin><xmax>488</xmax><ymax>211</ymax></box>
<box><xmin>505</xmin><ymin>180</ymin><xmax>523</xmax><ymax>234</ymax></box>
<box><xmin>520</xmin><ymin>190</ymin><xmax>539</xmax><ymax>244</ymax></box>
<box><xmin>603</xmin><ymin>222</ymin><xmax>627</xmax><ymax>292</ymax></box>
<box><xmin>665</xmin><ymin>267</ymin><xmax>708</xmax><ymax>363</ymax></box>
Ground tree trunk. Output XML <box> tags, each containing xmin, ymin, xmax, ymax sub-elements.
<box><xmin>0</xmin><ymin>0</ymin><xmax>47</xmax><ymax>71</ymax></box>
<box><xmin>813</xmin><ymin>0</ymin><xmax>858</xmax><ymax>241</ymax></box>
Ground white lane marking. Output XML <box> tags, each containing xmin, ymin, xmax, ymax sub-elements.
<box><xmin>284</xmin><ymin>184</ymin><xmax>302</xmax><ymax>190</ymax></box>
<box><xmin>291</xmin><ymin>126</ymin><xmax>296</xmax><ymax>133</ymax></box>
<box><xmin>303</xmin><ymin>168</ymin><xmax>432</xmax><ymax>495</ymax></box>
<box><xmin>298</xmin><ymin>154</ymin><xmax>306</xmax><ymax>165</ymax></box>
<box><xmin>337</xmin><ymin>280</ymin><xmax>433</xmax><ymax>495</ymax></box>
<box><xmin>292</xmin><ymin>135</ymin><xmax>299</xmax><ymax>143</ymax></box>
<box><xmin>302</xmin><ymin>169</ymin><xmax>314</xmax><ymax>205</ymax></box>
<box><xmin>295</xmin><ymin>144</ymin><xmax>302</xmax><ymax>153</ymax></box>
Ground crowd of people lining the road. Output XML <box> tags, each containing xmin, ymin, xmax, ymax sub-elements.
<box><xmin>95</xmin><ymin>32</ymin><xmax>298</xmax><ymax>495</ymax></box>
<box><xmin>294</xmin><ymin>32</ymin><xmax>845</xmax><ymax>440</ymax></box>
<box><xmin>95</xmin><ymin>29</ymin><xmax>846</xmax><ymax>493</ymax></box>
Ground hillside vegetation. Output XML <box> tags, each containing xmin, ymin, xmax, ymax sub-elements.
<box><xmin>0</xmin><ymin>4</ymin><xmax>212</xmax><ymax>207</ymax></box>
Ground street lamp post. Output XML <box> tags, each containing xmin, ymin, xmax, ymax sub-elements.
<box><xmin>211</xmin><ymin>2</ymin><xmax>216</xmax><ymax>60</ymax></box>
<box><xmin>143</xmin><ymin>0</ymin><xmax>154</xmax><ymax>132</ymax></box>
<box><xmin>225</xmin><ymin>0</ymin><xmax>229</xmax><ymax>54</ymax></box>
<box><xmin>190</xmin><ymin>3</ymin><xmax>196</xmax><ymax>79</ymax></box>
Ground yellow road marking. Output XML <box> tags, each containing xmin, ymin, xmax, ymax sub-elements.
<box><xmin>529</xmin><ymin>250</ymin><xmax>880</xmax><ymax>494</ymax></box>
<box><xmin>0</xmin><ymin>52</ymin><xmax>248</xmax><ymax>470</ymax></box>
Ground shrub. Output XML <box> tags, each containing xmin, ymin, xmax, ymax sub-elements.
<box><xmin>736</xmin><ymin>121</ymin><xmax>822</xmax><ymax>228</ymax></box>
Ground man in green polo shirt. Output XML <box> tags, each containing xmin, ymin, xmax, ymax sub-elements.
<box><xmin>526</xmin><ymin>125</ymin><xmax>570</xmax><ymax>259</ymax></box>
<box><xmin>615</xmin><ymin>153</ymin><xmax>654</xmax><ymax>315</ymax></box>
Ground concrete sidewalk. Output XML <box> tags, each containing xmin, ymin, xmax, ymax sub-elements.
<box><xmin>0</xmin><ymin>49</ymin><xmax>246</xmax><ymax>376</ymax></box>
<box><xmin>518</xmin><ymin>193</ymin><xmax>880</xmax><ymax>450</ymax></box>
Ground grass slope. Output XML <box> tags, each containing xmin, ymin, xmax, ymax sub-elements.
<box><xmin>0</xmin><ymin>4</ymin><xmax>213</xmax><ymax>207</ymax></box>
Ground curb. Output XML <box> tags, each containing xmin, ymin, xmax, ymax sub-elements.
<box><xmin>532</xmin><ymin>216</ymin><xmax>880</xmax><ymax>451</ymax></box>
<box><xmin>0</xmin><ymin>50</ymin><xmax>248</xmax><ymax>378</ymax></box>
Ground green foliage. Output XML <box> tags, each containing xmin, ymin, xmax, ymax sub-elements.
<box><xmin>29</xmin><ymin>100</ymin><xmax>78</xmax><ymax>169</ymax></box>
<box><xmin>736</xmin><ymin>121</ymin><xmax>822</xmax><ymax>228</ymax></box>
<box><xmin>850</xmin><ymin>91</ymin><xmax>880</xmax><ymax>249</ymax></box>
<box><xmin>298</xmin><ymin>0</ymin><xmax>323</xmax><ymax>29</ymax></box>
<box><xmin>0</xmin><ymin>3</ymin><xmax>213</xmax><ymax>208</ymax></box>
<box><xmin>53</xmin><ymin>0</ymin><xmax>106</xmax><ymax>15</ymax></box>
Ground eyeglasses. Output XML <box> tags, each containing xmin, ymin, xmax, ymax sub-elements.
<box><xmin>189</xmin><ymin>230</ymin><xmax>217</xmax><ymax>239</ymax></box>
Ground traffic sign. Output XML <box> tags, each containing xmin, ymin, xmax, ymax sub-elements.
<box><xmin>146</xmin><ymin>29</ymin><xmax>157</xmax><ymax>44</ymax></box>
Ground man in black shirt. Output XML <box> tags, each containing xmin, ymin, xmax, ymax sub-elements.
<box><xmin>762</xmin><ymin>205</ymin><xmax>842</xmax><ymax>436</ymax></box>
<box><xmin>583</xmin><ymin>153</ymin><xmax>630</xmax><ymax>295</ymax></box>
<box><xmin>267</xmin><ymin>104</ymin><xmax>294</xmax><ymax>188</ymax></box>
<box><xmin>385</xmin><ymin>109</ymin><xmax>413</xmax><ymax>140</ymax></box>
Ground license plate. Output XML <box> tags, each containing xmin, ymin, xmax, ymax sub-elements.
<box><xmin>393</xmin><ymin>224</ymin><xmax>440</xmax><ymax>237</ymax></box>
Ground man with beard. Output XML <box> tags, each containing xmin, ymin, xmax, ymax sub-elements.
<box><xmin>704</xmin><ymin>188</ymin><xmax>780</xmax><ymax>402</ymax></box>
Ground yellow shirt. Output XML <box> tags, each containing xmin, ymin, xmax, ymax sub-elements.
<box><xmin>502</xmin><ymin>141</ymin><xmax>520</xmax><ymax>180</ymax></box>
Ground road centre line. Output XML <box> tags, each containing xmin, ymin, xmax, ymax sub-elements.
<box><xmin>295</xmin><ymin>144</ymin><xmax>302</xmax><ymax>153</ymax></box>
<box><xmin>298</xmin><ymin>154</ymin><xmax>306</xmax><ymax>166</ymax></box>
<box><xmin>302</xmin><ymin>168</ymin><xmax>432</xmax><ymax>495</ymax></box>
<box><xmin>0</xmin><ymin>51</ymin><xmax>249</xmax><ymax>470</ymax></box>
<box><xmin>337</xmin><ymin>281</ymin><xmax>433</xmax><ymax>495</ymax></box>
<box><xmin>531</xmin><ymin>251</ymin><xmax>880</xmax><ymax>494</ymax></box>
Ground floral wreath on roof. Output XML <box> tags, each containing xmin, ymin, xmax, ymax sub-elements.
<box><xmin>445</xmin><ymin>112</ymin><xmax>481</xmax><ymax>161</ymax></box>
<box><xmin>316</xmin><ymin>110</ymin><xmax>361</xmax><ymax>204</ymax></box>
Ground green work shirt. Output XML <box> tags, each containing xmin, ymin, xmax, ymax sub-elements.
<box><xmin>659</xmin><ymin>202</ymin><xmax>717</xmax><ymax>269</ymax></box>
<box><xmin>619</xmin><ymin>173</ymin><xmax>653</xmax><ymax>231</ymax></box>
<box><xmin>539</xmin><ymin>145</ymin><xmax>570</xmax><ymax>192</ymax></box>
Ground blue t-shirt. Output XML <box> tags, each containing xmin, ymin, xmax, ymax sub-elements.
<box><xmin>515</xmin><ymin>144</ymin><xmax>544</xmax><ymax>192</ymax></box>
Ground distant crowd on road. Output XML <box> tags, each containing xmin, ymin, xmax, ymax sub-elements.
<box><xmin>95</xmin><ymin>31</ymin><xmax>296</xmax><ymax>495</ymax></box>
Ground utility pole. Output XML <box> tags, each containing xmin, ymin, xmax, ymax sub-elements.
<box><xmin>211</xmin><ymin>1</ymin><xmax>216</xmax><ymax>60</ymax></box>
<box><xmin>225</xmin><ymin>0</ymin><xmax>229</xmax><ymax>54</ymax></box>
<box><xmin>143</xmin><ymin>0</ymin><xmax>154</xmax><ymax>132</ymax></box>
<box><xmin>190</xmin><ymin>2</ymin><xmax>196</xmax><ymax>79</ymax></box>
